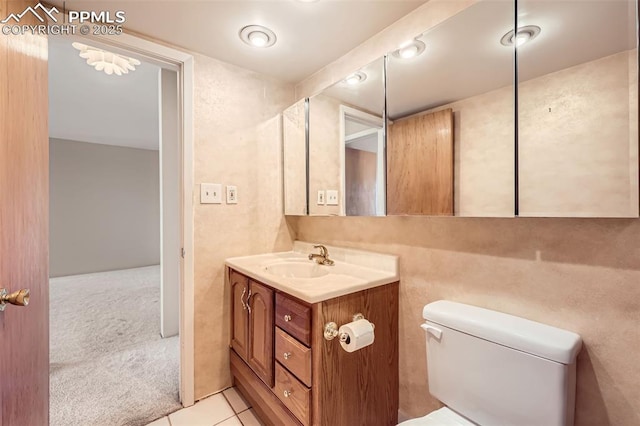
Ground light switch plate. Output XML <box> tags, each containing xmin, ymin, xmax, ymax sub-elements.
<box><xmin>201</xmin><ymin>183</ymin><xmax>222</xmax><ymax>204</ymax></box>
<box><xmin>317</xmin><ymin>190</ymin><xmax>326</xmax><ymax>205</ymax></box>
<box><xmin>326</xmin><ymin>190</ymin><xmax>338</xmax><ymax>206</ymax></box>
<box><xmin>226</xmin><ymin>185</ymin><xmax>238</xmax><ymax>204</ymax></box>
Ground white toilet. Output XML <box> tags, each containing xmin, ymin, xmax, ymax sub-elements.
<box><xmin>400</xmin><ymin>301</ymin><xmax>582</xmax><ymax>426</ymax></box>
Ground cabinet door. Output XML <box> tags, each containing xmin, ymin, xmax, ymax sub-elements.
<box><xmin>230</xmin><ymin>270</ymin><xmax>249</xmax><ymax>361</ymax></box>
<box><xmin>248</xmin><ymin>280</ymin><xmax>274</xmax><ymax>387</ymax></box>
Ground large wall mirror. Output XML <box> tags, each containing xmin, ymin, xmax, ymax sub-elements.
<box><xmin>308</xmin><ymin>58</ymin><xmax>385</xmax><ymax>216</ymax></box>
<box><xmin>284</xmin><ymin>0</ymin><xmax>639</xmax><ymax>218</ymax></box>
<box><xmin>386</xmin><ymin>0</ymin><xmax>515</xmax><ymax>217</ymax></box>
<box><xmin>517</xmin><ymin>0</ymin><xmax>639</xmax><ymax>217</ymax></box>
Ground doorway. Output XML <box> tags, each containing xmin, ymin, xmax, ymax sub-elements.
<box><xmin>47</xmin><ymin>32</ymin><xmax>194</xmax><ymax>425</ymax></box>
<box><xmin>339</xmin><ymin>105</ymin><xmax>386</xmax><ymax>216</ymax></box>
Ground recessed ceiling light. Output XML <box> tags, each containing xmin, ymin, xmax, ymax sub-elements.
<box><xmin>239</xmin><ymin>25</ymin><xmax>277</xmax><ymax>48</ymax></box>
<box><xmin>72</xmin><ymin>42</ymin><xmax>141</xmax><ymax>76</ymax></box>
<box><xmin>344</xmin><ymin>71</ymin><xmax>367</xmax><ymax>85</ymax></box>
<box><xmin>500</xmin><ymin>25</ymin><xmax>541</xmax><ymax>47</ymax></box>
<box><xmin>392</xmin><ymin>39</ymin><xmax>426</xmax><ymax>59</ymax></box>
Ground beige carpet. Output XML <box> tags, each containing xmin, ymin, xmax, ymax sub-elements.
<box><xmin>50</xmin><ymin>266</ymin><xmax>181</xmax><ymax>426</ymax></box>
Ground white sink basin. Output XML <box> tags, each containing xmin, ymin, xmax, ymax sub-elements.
<box><xmin>263</xmin><ymin>260</ymin><xmax>330</xmax><ymax>279</ymax></box>
<box><xmin>226</xmin><ymin>242</ymin><xmax>399</xmax><ymax>303</ymax></box>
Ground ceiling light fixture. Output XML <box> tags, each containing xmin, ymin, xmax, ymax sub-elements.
<box><xmin>72</xmin><ymin>42</ymin><xmax>141</xmax><ymax>76</ymax></box>
<box><xmin>344</xmin><ymin>71</ymin><xmax>367</xmax><ymax>85</ymax></box>
<box><xmin>392</xmin><ymin>39</ymin><xmax>426</xmax><ymax>59</ymax></box>
<box><xmin>500</xmin><ymin>25</ymin><xmax>541</xmax><ymax>47</ymax></box>
<box><xmin>239</xmin><ymin>25</ymin><xmax>277</xmax><ymax>48</ymax></box>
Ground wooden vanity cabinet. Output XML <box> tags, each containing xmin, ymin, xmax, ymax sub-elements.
<box><xmin>230</xmin><ymin>270</ymin><xmax>274</xmax><ymax>387</ymax></box>
<box><xmin>229</xmin><ymin>268</ymin><xmax>399</xmax><ymax>426</ymax></box>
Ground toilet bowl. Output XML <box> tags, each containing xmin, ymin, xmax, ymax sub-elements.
<box><xmin>400</xmin><ymin>301</ymin><xmax>582</xmax><ymax>426</ymax></box>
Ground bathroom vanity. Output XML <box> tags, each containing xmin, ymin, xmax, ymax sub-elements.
<box><xmin>226</xmin><ymin>242</ymin><xmax>399</xmax><ymax>426</ymax></box>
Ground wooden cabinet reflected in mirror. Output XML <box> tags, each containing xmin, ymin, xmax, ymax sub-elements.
<box><xmin>308</xmin><ymin>58</ymin><xmax>385</xmax><ymax>216</ymax></box>
<box><xmin>386</xmin><ymin>1</ymin><xmax>516</xmax><ymax>217</ymax></box>
<box><xmin>517</xmin><ymin>0</ymin><xmax>639</xmax><ymax>217</ymax></box>
<box><xmin>387</xmin><ymin>109</ymin><xmax>454</xmax><ymax>215</ymax></box>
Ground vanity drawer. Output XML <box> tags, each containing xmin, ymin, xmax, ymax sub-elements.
<box><xmin>275</xmin><ymin>363</ymin><xmax>311</xmax><ymax>426</ymax></box>
<box><xmin>276</xmin><ymin>293</ymin><xmax>311</xmax><ymax>346</ymax></box>
<box><xmin>275</xmin><ymin>327</ymin><xmax>312</xmax><ymax>387</ymax></box>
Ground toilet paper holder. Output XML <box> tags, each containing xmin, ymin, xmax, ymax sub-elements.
<box><xmin>323</xmin><ymin>313</ymin><xmax>375</xmax><ymax>341</ymax></box>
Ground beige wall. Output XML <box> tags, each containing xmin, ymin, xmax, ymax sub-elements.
<box><xmin>283</xmin><ymin>99</ymin><xmax>307</xmax><ymax>216</ymax></box>
<box><xmin>309</xmin><ymin>94</ymin><xmax>342</xmax><ymax>215</ymax></box>
<box><xmin>191</xmin><ymin>52</ymin><xmax>295</xmax><ymax>398</ymax></box>
<box><xmin>289</xmin><ymin>216</ymin><xmax>640</xmax><ymax>425</ymax></box>
<box><xmin>49</xmin><ymin>138</ymin><xmax>160</xmax><ymax>277</ymax></box>
<box><xmin>290</xmin><ymin>0</ymin><xmax>640</xmax><ymax>424</ymax></box>
<box><xmin>519</xmin><ymin>50</ymin><xmax>639</xmax><ymax>217</ymax></box>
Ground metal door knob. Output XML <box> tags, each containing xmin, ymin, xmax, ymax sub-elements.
<box><xmin>284</xmin><ymin>314</ymin><xmax>292</xmax><ymax>322</ymax></box>
<box><xmin>283</xmin><ymin>352</ymin><xmax>292</xmax><ymax>360</ymax></box>
<box><xmin>283</xmin><ymin>390</ymin><xmax>292</xmax><ymax>398</ymax></box>
<box><xmin>0</xmin><ymin>288</ymin><xmax>30</xmax><ymax>311</ymax></box>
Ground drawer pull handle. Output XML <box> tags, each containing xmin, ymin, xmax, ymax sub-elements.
<box><xmin>283</xmin><ymin>314</ymin><xmax>292</xmax><ymax>322</ymax></box>
<box><xmin>283</xmin><ymin>390</ymin><xmax>292</xmax><ymax>398</ymax></box>
<box><xmin>240</xmin><ymin>287</ymin><xmax>247</xmax><ymax>310</ymax></box>
<box><xmin>283</xmin><ymin>352</ymin><xmax>292</xmax><ymax>360</ymax></box>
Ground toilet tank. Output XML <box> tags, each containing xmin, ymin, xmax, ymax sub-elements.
<box><xmin>422</xmin><ymin>301</ymin><xmax>582</xmax><ymax>426</ymax></box>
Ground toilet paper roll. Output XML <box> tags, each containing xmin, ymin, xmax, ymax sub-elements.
<box><xmin>339</xmin><ymin>319</ymin><xmax>375</xmax><ymax>353</ymax></box>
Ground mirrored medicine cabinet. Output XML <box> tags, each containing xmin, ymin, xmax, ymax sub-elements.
<box><xmin>283</xmin><ymin>0</ymin><xmax>639</xmax><ymax>218</ymax></box>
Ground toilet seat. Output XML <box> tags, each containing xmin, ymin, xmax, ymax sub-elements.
<box><xmin>398</xmin><ymin>407</ymin><xmax>476</xmax><ymax>426</ymax></box>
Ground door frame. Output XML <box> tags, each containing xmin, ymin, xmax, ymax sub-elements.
<box><xmin>77</xmin><ymin>31</ymin><xmax>196</xmax><ymax>407</ymax></box>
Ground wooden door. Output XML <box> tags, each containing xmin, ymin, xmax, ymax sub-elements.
<box><xmin>0</xmin><ymin>1</ymin><xmax>50</xmax><ymax>425</ymax></box>
<box><xmin>230</xmin><ymin>270</ymin><xmax>249</xmax><ymax>361</ymax></box>
<box><xmin>247</xmin><ymin>280</ymin><xmax>274</xmax><ymax>387</ymax></box>
<box><xmin>387</xmin><ymin>109</ymin><xmax>454</xmax><ymax>215</ymax></box>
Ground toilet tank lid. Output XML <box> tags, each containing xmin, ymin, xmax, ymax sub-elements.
<box><xmin>423</xmin><ymin>301</ymin><xmax>582</xmax><ymax>364</ymax></box>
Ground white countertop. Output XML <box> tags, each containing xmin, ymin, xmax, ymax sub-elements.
<box><xmin>225</xmin><ymin>241</ymin><xmax>399</xmax><ymax>304</ymax></box>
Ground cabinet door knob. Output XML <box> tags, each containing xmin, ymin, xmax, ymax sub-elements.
<box><xmin>283</xmin><ymin>352</ymin><xmax>292</xmax><ymax>360</ymax></box>
<box><xmin>283</xmin><ymin>314</ymin><xmax>292</xmax><ymax>322</ymax></box>
<box><xmin>283</xmin><ymin>390</ymin><xmax>292</xmax><ymax>398</ymax></box>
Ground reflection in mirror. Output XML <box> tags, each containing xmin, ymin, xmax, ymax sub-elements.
<box><xmin>518</xmin><ymin>0</ymin><xmax>638</xmax><ymax>217</ymax></box>
<box><xmin>283</xmin><ymin>98</ymin><xmax>308</xmax><ymax>216</ymax></box>
<box><xmin>308</xmin><ymin>58</ymin><xmax>385</xmax><ymax>216</ymax></box>
<box><xmin>386</xmin><ymin>1</ymin><xmax>515</xmax><ymax>216</ymax></box>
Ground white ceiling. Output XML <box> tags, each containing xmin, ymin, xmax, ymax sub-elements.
<box><xmin>317</xmin><ymin>0</ymin><xmax>636</xmax><ymax>119</ymax></box>
<box><xmin>322</xmin><ymin>57</ymin><xmax>385</xmax><ymax>117</ymax></box>
<box><xmin>49</xmin><ymin>0</ymin><xmax>427</xmax><ymax>83</ymax></box>
<box><xmin>49</xmin><ymin>35</ymin><xmax>161</xmax><ymax>150</ymax></box>
<box><xmin>386</xmin><ymin>0</ymin><xmax>636</xmax><ymax>118</ymax></box>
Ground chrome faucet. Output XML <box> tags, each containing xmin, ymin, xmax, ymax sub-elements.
<box><xmin>308</xmin><ymin>244</ymin><xmax>334</xmax><ymax>266</ymax></box>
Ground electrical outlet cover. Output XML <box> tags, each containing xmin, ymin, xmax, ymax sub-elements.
<box><xmin>226</xmin><ymin>185</ymin><xmax>238</xmax><ymax>204</ymax></box>
<box><xmin>317</xmin><ymin>190</ymin><xmax>326</xmax><ymax>205</ymax></box>
<box><xmin>326</xmin><ymin>190</ymin><xmax>339</xmax><ymax>206</ymax></box>
<box><xmin>201</xmin><ymin>183</ymin><xmax>222</xmax><ymax>204</ymax></box>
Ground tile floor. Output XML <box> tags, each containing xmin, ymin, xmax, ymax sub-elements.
<box><xmin>146</xmin><ymin>387</ymin><xmax>264</xmax><ymax>426</ymax></box>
